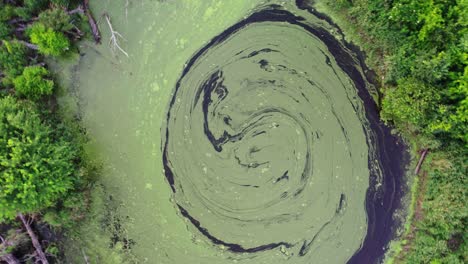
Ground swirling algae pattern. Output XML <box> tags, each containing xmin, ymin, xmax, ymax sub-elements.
<box><xmin>162</xmin><ymin>3</ymin><xmax>404</xmax><ymax>264</ymax></box>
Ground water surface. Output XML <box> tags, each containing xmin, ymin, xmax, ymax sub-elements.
<box><xmin>66</xmin><ymin>1</ymin><xmax>405</xmax><ymax>263</ymax></box>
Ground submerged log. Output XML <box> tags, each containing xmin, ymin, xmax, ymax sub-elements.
<box><xmin>18</xmin><ymin>213</ymin><xmax>49</xmax><ymax>264</ymax></box>
<box><xmin>83</xmin><ymin>0</ymin><xmax>101</xmax><ymax>44</ymax></box>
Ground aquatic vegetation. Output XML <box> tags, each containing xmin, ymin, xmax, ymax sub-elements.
<box><xmin>71</xmin><ymin>1</ymin><xmax>405</xmax><ymax>263</ymax></box>
<box><xmin>162</xmin><ymin>7</ymin><xmax>403</xmax><ymax>262</ymax></box>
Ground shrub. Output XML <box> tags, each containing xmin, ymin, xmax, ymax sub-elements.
<box><xmin>0</xmin><ymin>22</ymin><xmax>11</xmax><ymax>40</ymax></box>
<box><xmin>0</xmin><ymin>41</ymin><xmax>29</xmax><ymax>85</ymax></box>
<box><xmin>0</xmin><ymin>96</ymin><xmax>80</xmax><ymax>221</ymax></box>
<box><xmin>13</xmin><ymin>66</ymin><xmax>54</xmax><ymax>100</ymax></box>
<box><xmin>381</xmin><ymin>78</ymin><xmax>440</xmax><ymax>130</ymax></box>
<box><xmin>50</xmin><ymin>0</ymin><xmax>71</xmax><ymax>8</ymax></box>
<box><xmin>38</xmin><ymin>8</ymin><xmax>73</xmax><ymax>33</ymax></box>
<box><xmin>15</xmin><ymin>0</ymin><xmax>49</xmax><ymax>19</ymax></box>
<box><xmin>0</xmin><ymin>4</ymin><xmax>16</xmax><ymax>22</ymax></box>
<box><xmin>28</xmin><ymin>23</ymin><xmax>70</xmax><ymax>56</ymax></box>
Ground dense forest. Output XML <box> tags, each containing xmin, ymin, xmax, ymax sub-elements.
<box><xmin>322</xmin><ymin>0</ymin><xmax>467</xmax><ymax>263</ymax></box>
<box><xmin>0</xmin><ymin>0</ymin><xmax>97</xmax><ymax>263</ymax></box>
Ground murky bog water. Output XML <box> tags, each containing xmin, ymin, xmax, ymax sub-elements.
<box><xmin>66</xmin><ymin>1</ymin><xmax>406</xmax><ymax>263</ymax></box>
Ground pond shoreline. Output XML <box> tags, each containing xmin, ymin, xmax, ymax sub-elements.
<box><xmin>295</xmin><ymin>2</ymin><xmax>410</xmax><ymax>263</ymax></box>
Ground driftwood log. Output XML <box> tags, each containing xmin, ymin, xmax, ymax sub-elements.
<box><xmin>414</xmin><ymin>149</ymin><xmax>429</xmax><ymax>175</ymax></box>
<box><xmin>84</xmin><ymin>0</ymin><xmax>101</xmax><ymax>44</ymax></box>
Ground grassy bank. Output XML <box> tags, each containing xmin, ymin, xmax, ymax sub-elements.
<box><xmin>313</xmin><ymin>0</ymin><xmax>467</xmax><ymax>263</ymax></box>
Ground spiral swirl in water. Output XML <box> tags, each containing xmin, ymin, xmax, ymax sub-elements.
<box><xmin>163</xmin><ymin>6</ymin><xmax>401</xmax><ymax>264</ymax></box>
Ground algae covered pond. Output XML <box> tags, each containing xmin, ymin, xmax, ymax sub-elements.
<box><xmin>65</xmin><ymin>0</ymin><xmax>406</xmax><ymax>263</ymax></box>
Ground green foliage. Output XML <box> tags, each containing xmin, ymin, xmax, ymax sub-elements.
<box><xmin>50</xmin><ymin>0</ymin><xmax>71</xmax><ymax>8</ymax></box>
<box><xmin>382</xmin><ymin>78</ymin><xmax>440</xmax><ymax>129</ymax></box>
<box><xmin>38</xmin><ymin>8</ymin><xmax>73</xmax><ymax>32</ymax></box>
<box><xmin>0</xmin><ymin>4</ymin><xmax>16</xmax><ymax>22</ymax></box>
<box><xmin>0</xmin><ymin>41</ymin><xmax>29</xmax><ymax>85</ymax></box>
<box><xmin>13</xmin><ymin>66</ymin><xmax>54</xmax><ymax>100</ymax></box>
<box><xmin>0</xmin><ymin>22</ymin><xmax>11</xmax><ymax>40</ymax></box>
<box><xmin>28</xmin><ymin>23</ymin><xmax>70</xmax><ymax>56</ymax></box>
<box><xmin>45</xmin><ymin>243</ymin><xmax>60</xmax><ymax>256</ymax></box>
<box><xmin>42</xmin><ymin>191</ymin><xmax>87</xmax><ymax>228</ymax></box>
<box><xmin>406</xmin><ymin>152</ymin><xmax>467</xmax><ymax>264</ymax></box>
<box><xmin>15</xmin><ymin>0</ymin><xmax>49</xmax><ymax>19</ymax></box>
<box><xmin>430</xmin><ymin>65</ymin><xmax>468</xmax><ymax>143</ymax></box>
<box><xmin>0</xmin><ymin>229</ymin><xmax>28</xmax><ymax>256</ymax></box>
<box><xmin>328</xmin><ymin>0</ymin><xmax>468</xmax><ymax>144</ymax></box>
<box><xmin>0</xmin><ymin>96</ymin><xmax>80</xmax><ymax>221</ymax></box>
<box><xmin>0</xmin><ymin>0</ymin><xmax>94</xmax><ymax>261</ymax></box>
<box><xmin>323</xmin><ymin>1</ymin><xmax>468</xmax><ymax>263</ymax></box>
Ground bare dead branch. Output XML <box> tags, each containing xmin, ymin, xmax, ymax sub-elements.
<box><xmin>103</xmin><ymin>13</ymin><xmax>129</xmax><ymax>57</ymax></box>
<box><xmin>82</xmin><ymin>249</ymin><xmax>90</xmax><ymax>264</ymax></box>
<box><xmin>18</xmin><ymin>213</ymin><xmax>49</xmax><ymax>264</ymax></box>
<box><xmin>125</xmin><ymin>0</ymin><xmax>129</xmax><ymax>21</ymax></box>
<box><xmin>68</xmin><ymin>6</ymin><xmax>84</xmax><ymax>15</ymax></box>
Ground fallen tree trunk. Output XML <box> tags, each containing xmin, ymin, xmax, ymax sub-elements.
<box><xmin>0</xmin><ymin>253</ymin><xmax>20</xmax><ymax>264</ymax></box>
<box><xmin>83</xmin><ymin>0</ymin><xmax>101</xmax><ymax>44</ymax></box>
<box><xmin>18</xmin><ymin>213</ymin><xmax>49</xmax><ymax>264</ymax></box>
<box><xmin>414</xmin><ymin>149</ymin><xmax>429</xmax><ymax>175</ymax></box>
<box><xmin>19</xmin><ymin>40</ymin><xmax>39</xmax><ymax>50</ymax></box>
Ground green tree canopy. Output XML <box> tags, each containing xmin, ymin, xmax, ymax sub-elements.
<box><xmin>0</xmin><ymin>96</ymin><xmax>79</xmax><ymax>221</ymax></box>
<box><xmin>13</xmin><ymin>66</ymin><xmax>54</xmax><ymax>100</ymax></box>
<box><xmin>28</xmin><ymin>23</ymin><xmax>70</xmax><ymax>56</ymax></box>
<box><xmin>0</xmin><ymin>41</ymin><xmax>29</xmax><ymax>85</ymax></box>
<box><xmin>381</xmin><ymin>78</ymin><xmax>440</xmax><ymax>130</ymax></box>
<box><xmin>15</xmin><ymin>0</ymin><xmax>49</xmax><ymax>19</ymax></box>
<box><xmin>38</xmin><ymin>8</ymin><xmax>73</xmax><ymax>33</ymax></box>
